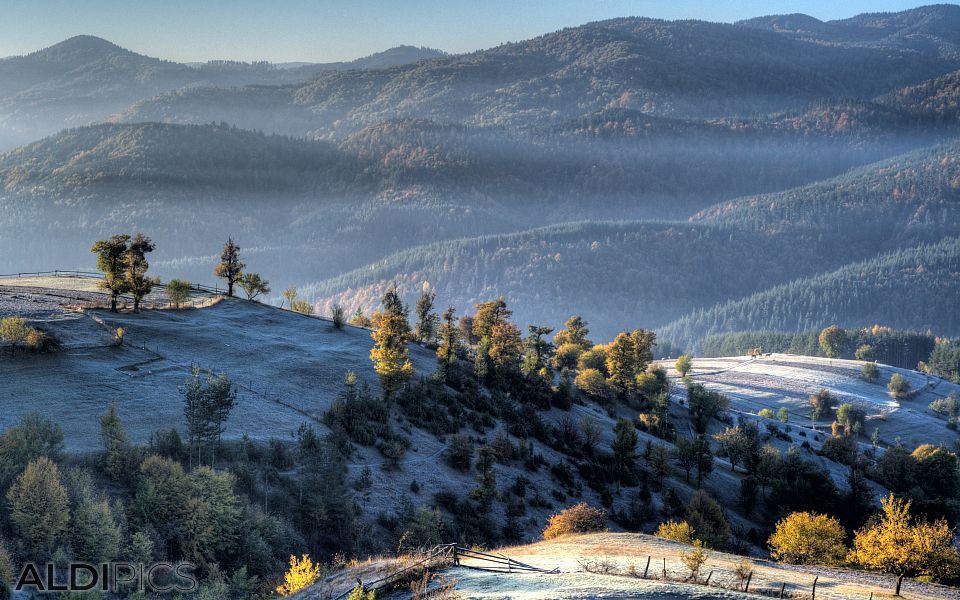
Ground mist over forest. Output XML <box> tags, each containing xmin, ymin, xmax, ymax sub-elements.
<box><xmin>3</xmin><ymin>4</ymin><xmax>960</xmax><ymax>344</ymax></box>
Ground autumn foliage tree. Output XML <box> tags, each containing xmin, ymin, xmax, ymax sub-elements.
<box><xmin>370</xmin><ymin>287</ymin><xmax>414</xmax><ymax>398</ymax></box>
<box><xmin>768</xmin><ymin>512</ymin><xmax>847</xmax><ymax>566</ymax></box>
<box><xmin>849</xmin><ymin>495</ymin><xmax>960</xmax><ymax>594</ymax></box>
<box><xmin>214</xmin><ymin>237</ymin><xmax>245</xmax><ymax>297</ymax></box>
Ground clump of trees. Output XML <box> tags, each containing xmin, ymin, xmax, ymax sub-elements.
<box><xmin>90</xmin><ymin>233</ymin><xmax>159</xmax><ymax>312</ymax></box>
<box><xmin>0</xmin><ymin>317</ymin><xmax>61</xmax><ymax>355</ymax></box>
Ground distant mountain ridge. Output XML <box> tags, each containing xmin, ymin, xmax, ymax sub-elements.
<box><xmin>0</xmin><ymin>37</ymin><xmax>446</xmax><ymax>150</ymax></box>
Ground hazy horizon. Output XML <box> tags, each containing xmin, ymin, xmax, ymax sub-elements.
<box><xmin>1</xmin><ymin>0</ymin><xmax>953</xmax><ymax>64</ymax></box>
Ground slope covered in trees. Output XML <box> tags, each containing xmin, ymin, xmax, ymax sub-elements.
<box><xmin>300</xmin><ymin>221</ymin><xmax>856</xmax><ymax>341</ymax></box>
<box><xmin>659</xmin><ymin>237</ymin><xmax>960</xmax><ymax>351</ymax></box>
<box><xmin>694</xmin><ymin>140</ymin><xmax>960</xmax><ymax>249</ymax></box>
<box><xmin>114</xmin><ymin>9</ymin><xmax>960</xmax><ymax>138</ymax></box>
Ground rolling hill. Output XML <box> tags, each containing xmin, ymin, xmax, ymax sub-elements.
<box><xmin>0</xmin><ymin>36</ymin><xmax>445</xmax><ymax>150</ymax></box>
<box><xmin>295</xmin><ymin>138</ymin><xmax>960</xmax><ymax>342</ymax></box>
<box><xmin>658</xmin><ymin>237</ymin><xmax>960</xmax><ymax>351</ymax></box>
<box><xmin>113</xmin><ymin>7</ymin><xmax>960</xmax><ymax>139</ymax></box>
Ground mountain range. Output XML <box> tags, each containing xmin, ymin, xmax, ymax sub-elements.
<box><xmin>2</xmin><ymin>4</ymin><xmax>960</xmax><ymax>348</ymax></box>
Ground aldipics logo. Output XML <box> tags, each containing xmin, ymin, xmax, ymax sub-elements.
<box><xmin>14</xmin><ymin>562</ymin><xmax>198</xmax><ymax>594</ymax></box>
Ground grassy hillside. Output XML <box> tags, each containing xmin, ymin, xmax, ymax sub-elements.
<box><xmin>658</xmin><ymin>237</ymin><xmax>960</xmax><ymax>351</ymax></box>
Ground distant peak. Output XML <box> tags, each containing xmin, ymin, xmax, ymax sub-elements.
<box><xmin>30</xmin><ymin>35</ymin><xmax>130</xmax><ymax>61</ymax></box>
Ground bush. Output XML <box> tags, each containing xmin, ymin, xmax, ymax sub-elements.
<box><xmin>757</xmin><ymin>408</ymin><xmax>774</xmax><ymax>419</ymax></box>
<box><xmin>542</xmin><ymin>503</ymin><xmax>606</xmax><ymax>539</ymax></box>
<box><xmin>887</xmin><ymin>373</ymin><xmax>911</xmax><ymax>398</ymax></box>
<box><xmin>574</xmin><ymin>368</ymin><xmax>610</xmax><ymax>402</ymax></box>
<box><xmin>331</xmin><ymin>303</ymin><xmax>345</xmax><ymax>329</ymax></box>
<box><xmin>861</xmin><ymin>362</ymin><xmax>879</xmax><ymax>381</ymax></box>
<box><xmin>680</xmin><ymin>540</ymin><xmax>710</xmax><ymax>582</ymax></box>
<box><xmin>655</xmin><ymin>520</ymin><xmax>697</xmax><ymax>544</ymax></box>
<box><xmin>165</xmin><ymin>279</ymin><xmax>191</xmax><ymax>308</ymax></box>
<box><xmin>768</xmin><ymin>512</ymin><xmax>847</xmax><ymax>566</ymax></box>
<box><xmin>291</xmin><ymin>299</ymin><xmax>314</xmax><ymax>315</ymax></box>
<box><xmin>929</xmin><ymin>394</ymin><xmax>960</xmax><ymax>419</ymax></box>
<box><xmin>25</xmin><ymin>329</ymin><xmax>62</xmax><ymax>353</ymax></box>
<box><xmin>444</xmin><ymin>434</ymin><xmax>474</xmax><ymax>471</ymax></box>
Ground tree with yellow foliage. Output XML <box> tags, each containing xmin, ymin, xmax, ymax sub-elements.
<box><xmin>768</xmin><ymin>512</ymin><xmax>847</xmax><ymax>566</ymax></box>
<box><xmin>849</xmin><ymin>495</ymin><xmax>960</xmax><ymax>595</ymax></box>
<box><xmin>369</xmin><ymin>287</ymin><xmax>414</xmax><ymax>399</ymax></box>
<box><xmin>656</xmin><ymin>520</ymin><xmax>697</xmax><ymax>545</ymax></box>
<box><xmin>276</xmin><ymin>554</ymin><xmax>322</xmax><ymax>596</ymax></box>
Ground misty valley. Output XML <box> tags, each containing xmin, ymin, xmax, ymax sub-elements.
<box><xmin>1</xmin><ymin>4</ymin><xmax>960</xmax><ymax>600</ymax></box>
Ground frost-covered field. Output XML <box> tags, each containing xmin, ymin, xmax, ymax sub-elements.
<box><xmin>676</xmin><ymin>355</ymin><xmax>960</xmax><ymax>450</ymax></box>
<box><xmin>335</xmin><ymin>533</ymin><xmax>957</xmax><ymax>600</ymax></box>
<box><xmin>0</xmin><ymin>287</ymin><xmax>437</xmax><ymax>451</ymax></box>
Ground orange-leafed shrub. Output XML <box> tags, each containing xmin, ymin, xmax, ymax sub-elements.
<box><xmin>542</xmin><ymin>503</ymin><xmax>606</xmax><ymax>539</ymax></box>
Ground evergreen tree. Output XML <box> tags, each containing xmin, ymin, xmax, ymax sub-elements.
<box><xmin>370</xmin><ymin>287</ymin><xmax>414</xmax><ymax>398</ymax></box>
<box><xmin>100</xmin><ymin>404</ymin><xmax>134</xmax><ymax>481</ymax></box>
<box><xmin>605</xmin><ymin>332</ymin><xmax>637</xmax><ymax>397</ymax></box>
<box><xmin>436</xmin><ymin>307</ymin><xmax>462</xmax><ymax>383</ymax></box>
<box><xmin>522</xmin><ymin>325</ymin><xmax>555</xmax><ymax>382</ymax></box>
<box><xmin>214</xmin><ymin>237</ymin><xmax>245</xmax><ymax>297</ymax></box>
<box><xmin>414</xmin><ymin>285</ymin><xmax>439</xmax><ymax>344</ymax></box>
<box><xmin>7</xmin><ymin>457</ymin><xmax>70</xmax><ymax>557</ymax></box>
<box><xmin>611</xmin><ymin>418</ymin><xmax>638</xmax><ymax>490</ymax></box>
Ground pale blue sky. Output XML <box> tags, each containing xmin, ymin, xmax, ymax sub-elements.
<box><xmin>1</xmin><ymin>1</ymin><xmax>952</xmax><ymax>63</ymax></box>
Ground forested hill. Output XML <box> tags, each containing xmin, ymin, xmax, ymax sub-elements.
<box><xmin>693</xmin><ymin>140</ymin><xmax>960</xmax><ymax>248</ymax></box>
<box><xmin>738</xmin><ymin>4</ymin><xmax>960</xmax><ymax>56</ymax></box>
<box><xmin>0</xmin><ymin>122</ymin><xmax>364</xmax><ymax>194</ymax></box>
<box><xmin>658</xmin><ymin>237</ymin><xmax>960</xmax><ymax>351</ymax></box>
<box><xmin>299</xmin><ymin>221</ymin><xmax>859</xmax><ymax>341</ymax></box>
<box><xmin>113</xmin><ymin>8</ymin><xmax>960</xmax><ymax>139</ymax></box>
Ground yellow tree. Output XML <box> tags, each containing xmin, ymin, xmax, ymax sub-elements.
<box><xmin>370</xmin><ymin>287</ymin><xmax>413</xmax><ymax>398</ymax></box>
<box><xmin>276</xmin><ymin>554</ymin><xmax>322</xmax><ymax>596</ymax></box>
<box><xmin>768</xmin><ymin>512</ymin><xmax>847</xmax><ymax>566</ymax></box>
<box><xmin>849</xmin><ymin>495</ymin><xmax>960</xmax><ymax>595</ymax></box>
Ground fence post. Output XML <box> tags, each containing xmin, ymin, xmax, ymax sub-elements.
<box><xmin>744</xmin><ymin>572</ymin><xmax>753</xmax><ymax>593</ymax></box>
<box><xmin>780</xmin><ymin>582</ymin><xmax>786</xmax><ymax>598</ymax></box>
<box><xmin>705</xmin><ymin>570</ymin><xmax>713</xmax><ymax>585</ymax></box>
<box><xmin>812</xmin><ymin>576</ymin><xmax>818</xmax><ymax>600</ymax></box>
<box><xmin>643</xmin><ymin>556</ymin><xmax>650</xmax><ymax>578</ymax></box>
<box><xmin>662</xmin><ymin>557</ymin><xmax>666</xmax><ymax>579</ymax></box>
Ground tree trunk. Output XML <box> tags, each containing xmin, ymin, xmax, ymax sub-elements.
<box><xmin>895</xmin><ymin>574</ymin><xmax>904</xmax><ymax>596</ymax></box>
<box><xmin>111</xmin><ymin>295</ymin><xmax>118</xmax><ymax>312</ymax></box>
<box><xmin>227</xmin><ymin>281</ymin><xmax>234</xmax><ymax>297</ymax></box>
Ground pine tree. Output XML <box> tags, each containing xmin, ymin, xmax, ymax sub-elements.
<box><xmin>414</xmin><ymin>284</ymin><xmax>439</xmax><ymax>344</ymax></box>
<box><xmin>7</xmin><ymin>457</ymin><xmax>69</xmax><ymax>557</ymax></box>
<box><xmin>214</xmin><ymin>237</ymin><xmax>245</xmax><ymax>297</ymax></box>
<box><xmin>100</xmin><ymin>404</ymin><xmax>133</xmax><ymax>481</ymax></box>
<box><xmin>436</xmin><ymin>307</ymin><xmax>462</xmax><ymax>382</ymax></box>
<box><xmin>611</xmin><ymin>418</ymin><xmax>638</xmax><ymax>491</ymax></box>
<box><xmin>370</xmin><ymin>287</ymin><xmax>414</xmax><ymax>398</ymax></box>
<box><xmin>605</xmin><ymin>332</ymin><xmax>637</xmax><ymax>397</ymax></box>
